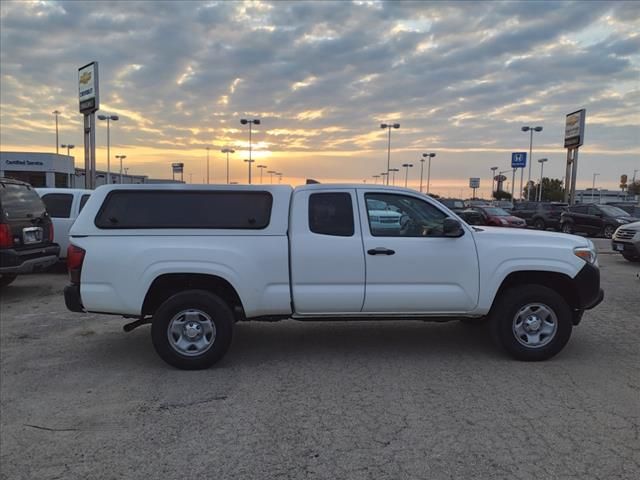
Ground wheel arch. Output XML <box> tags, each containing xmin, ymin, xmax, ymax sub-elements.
<box><xmin>142</xmin><ymin>273</ymin><xmax>245</xmax><ymax>319</ymax></box>
<box><xmin>491</xmin><ymin>270</ymin><xmax>579</xmax><ymax>312</ymax></box>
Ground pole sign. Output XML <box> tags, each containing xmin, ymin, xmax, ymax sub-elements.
<box><xmin>78</xmin><ymin>61</ymin><xmax>99</xmax><ymax>113</ymax></box>
<box><xmin>171</xmin><ymin>162</ymin><xmax>184</xmax><ymax>174</ymax></box>
<box><xmin>469</xmin><ymin>177</ymin><xmax>480</xmax><ymax>189</ymax></box>
<box><xmin>564</xmin><ymin>108</ymin><xmax>585</xmax><ymax>148</ymax></box>
<box><xmin>511</xmin><ymin>152</ymin><xmax>527</xmax><ymax>168</ymax></box>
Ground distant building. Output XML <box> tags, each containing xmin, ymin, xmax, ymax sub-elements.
<box><xmin>0</xmin><ymin>151</ymin><xmax>183</xmax><ymax>188</ymax></box>
<box><xmin>574</xmin><ymin>188</ymin><xmax>637</xmax><ymax>204</ymax></box>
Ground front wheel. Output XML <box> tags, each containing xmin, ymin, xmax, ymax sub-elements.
<box><xmin>603</xmin><ymin>225</ymin><xmax>615</xmax><ymax>239</ymax></box>
<box><xmin>151</xmin><ymin>290</ymin><xmax>233</xmax><ymax>370</ymax></box>
<box><xmin>533</xmin><ymin>219</ymin><xmax>546</xmax><ymax>230</ymax></box>
<box><xmin>490</xmin><ymin>285</ymin><xmax>572</xmax><ymax>361</ymax></box>
<box><xmin>561</xmin><ymin>223</ymin><xmax>573</xmax><ymax>234</ymax></box>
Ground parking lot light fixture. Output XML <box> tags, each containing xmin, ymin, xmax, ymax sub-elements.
<box><xmin>373</xmin><ymin>174</ymin><xmax>380</xmax><ymax>184</ymax></box>
<box><xmin>380</xmin><ymin>122</ymin><xmax>400</xmax><ymax>185</ymax></box>
<box><xmin>402</xmin><ymin>163</ymin><xmax>414</xmax><ymax>188</ymax></box>
<box><xmin>389</xmin><ymin>168</ymin><xmax>400</xmax><ymax>186</ymax></box>
<box><xmin>267</xmin><ymin>170</ymin><xmax>276</xmax><ymax>184</ymax></box>
<box><xmin>221</xmin><ymin>148</ymin><xmax>235</xmax><ymax>184</ymax></box>
<box><xmin>115</xmin><ymin>154</ymin><xmax>126</xmax><ymax>183</ymax></box>
<box><xmin>52</xmin><ymin>110</ymin><xmax>61</xmax><ymax>154</ymax></box>
<box><xmin>521</xmin><ymin>125</ymin><xmax>543</xmax><ymax>200</ymax></box>
<box><xmin>490</xmin><ymin>166</ymin><xmax>498</xmax><ymax>198</ymax></box>
<box><xmin>243</xmin><ymin>158</ymin><xmax>255</xmax><ymax>184</ymax></box>
<box><xmin>98</xmin><ymin>114</ymin><xmax>120</xmax><ymax>184</ymax></box>
<box><xmin>257</xmin><ymin>165</ymin><xmax>267</xmax><ymax>184</ymax></box>
<box><xmin>61</xmin><ymin>144</ymin><xmax>75</xmax><ymax>156</ymax></box>
<box><xmin>240</xmin><ymin>118</ymin><xmax>261</xmax><ymax>179</ymax></box>
<box><xmin>422</xmin><ymin>153</ymin><xmax>436</xmax><ymax>194</ymax></box>
<box><xmin>537</xmin><ymin>158</ymin><xmax>548</xmax><ymax>201</ymax></box>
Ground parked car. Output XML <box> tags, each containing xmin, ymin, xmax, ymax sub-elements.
<box><xmin>469</xmin><ymin>206</ymin><xmax>527</xmax><ymax>228</ymax></box>
<box><xmin>0</xmin><ymin>178</ymin><xmax>60</xmax><ymax>287</ymax></box>
<box><xmin>65</xmin><ymin>184</ymin><xmax>602</xmax><ymax>369</ymax></box>
<box><xmin>611</xmin><ymin>221</ymin><xmax>640</xmax><ymax>262</ymax></box>
<box><xmin>465</xmin><ymin>199</ymin><xmax>491</xmax><ymax>208</ymax></box>
<box><xmin>492</xmin><ymin>200</ymin><xmax>514</xmax><ymax>212</ymax></box>
<box><xmin>512</xmin><ymin>202</ymin><xmax>568</xmax><ymax>230</ymax></box>
<box><xmin>36</xmin><ymin>188</ymin><xmax>92</xmax><ymax>259</ymax></box>
<box><xmin>456</xmin><ymin>209</ymin><xmax>486</xmax><ymax>226</ymax></box>
<box><xmin>560</xmin><ymin>204</ymin><xmax>639</xmax><ymax>238</ymax></box>
<box><xmin>608</xmin><ymin>202</ymin><xmax>640</xmax><ymax>218</ymax></box>
<box><xmin>438</xmin><ymin>198</ymin><xmax>466</xmax><ymax>212</ymax></box>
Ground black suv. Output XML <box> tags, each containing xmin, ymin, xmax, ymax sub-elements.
<box><xmin>560</xmin><ymin>203</ymin><xmax>639</xmax><ymax>238</ymax></box>
<box><xmin>511</xmin><ymin>202</ymin><xmax>567</xmax><ymax>230</ymax></box>
<box><xmin>0</xmin><ymin>178</ymin><xmax>59</xmax><ymax>287</ymax></box>
<box><xmin>608</xmin><ymin>202</ymin><xmax>640</xmax><ymax>217</ymax></box>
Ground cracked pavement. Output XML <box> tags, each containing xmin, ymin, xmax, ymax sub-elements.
<box><xmin>1</xmin><ymin>247</ymin><xmax>638</xmax><ymax>479</ymax></box>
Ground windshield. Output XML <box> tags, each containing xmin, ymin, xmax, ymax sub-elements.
<box><xmin>599</xmin><ymin>205</ymin><xmax>629</xmax><ymax>217</ymax></box>
<box><xmin>483</xmin><ymin>207</ymin><xmax>510</xmax><ymax>216</ymax></box>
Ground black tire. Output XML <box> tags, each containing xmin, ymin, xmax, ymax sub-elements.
<box><xmin>151</xmin><ymin>290</ymin><xmax>233</xmax><ymax>370</ymax></box>
<box><xmin>603</xmin><ymin>225</ymin><xmax>615</xmax><ymax>239</ymax></box>
<box><xmin>533</xmin><ymin>218</ymin><xmax>546</xmax><ymax>230</ymax></box>
<box><xmin>490</xmin><ymin>285</ymin><xmax>572</xmax><ymax>361</ymax></box>
<box><xmin>561</xmin><ymin>223</ymin><xmax>573</xmax><ymax>234</ymax></box>
<box><xmin>0</xmin><ymin>274</ymin><xmax>18</xmax><ymax>288</ymax></box>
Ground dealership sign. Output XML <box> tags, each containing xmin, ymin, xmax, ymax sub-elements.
<box><xmin>78</xmin><ymin>61</ymin><xmax>99</xmax><ymax>113</ymax></box>
<box><xmin>469</xmin><ymin>177</ymin><xmax>480</xmax><ymax>188</ymax></box>
<box><xmin>564</xmin><ymin>109</ymin><xmax>585</xmax><ymax>148</ymax></box>
<box><xmin>511</xmin><ymin>152</ymin><xmax>527</xmax><ymax>168</ymax></box>
<box><xmin>172</xmin><ymin>163</ymin><xmax>184</xmax><ymax>174</ymax></box>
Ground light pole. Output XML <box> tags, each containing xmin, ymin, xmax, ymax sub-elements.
<box><xmin>402</xmin><ymin>163</ymin><xmax>413</xmax><ymax>188</ymax></box>
<box><xmin>52</xmin><ymin>110</ymin><xmax>61</xmax><ymax>154</ymax></box>
<box><xmin>276</xmin><ymin>172</ymin><xmax>283</xmax><ymax>184</ymax></box>
<box><xmin>422</xmin><ymin>152</ymin><xmax>436</xmax><ymax>194</ymax></box>
<box><xmin>61</xmin><ymin>144</ymin><xmax>75</xmax><ymax>156</ymax></box>
<box><xmin>537</xmin><ymin>158</ymin><xmax>548</xmax><ymax>202</ymax></box>
<box><xmin>380</xmin><ymin>172</ymin><xmax>389</xmax><ymax>184</ymax></box>
<box><xmin>257</xmin><ymin>165</ymin><xmax>267</xmax><ymax>184</ymax></box>
<box><xmin>380</xmin><ymin>122</ymin><xmax>400</xmax><ymax>185</ymax></box>
<box><xmin>115</xmin><ymin>155</ymin><xmax>126</xmax><ymax>184</ymax></box>
<box><xmin>389</xmin><ymin>168</ymin><xmax>399</xmax><ymax>186</ymax></box>
<box><xmin>592</xmin><ymin>173</ymin><xmax>599</xmax><ymax>202</ymax></box>
<box><xmin>221</xmin><ymin>148</ymin><xmax>235</xmax><ymax>184</ymax></box>
<box><xmin>267</xmin><ymin>170</ymin><xmax>276</xmax><ymax>184</ymax></box>
<box><xmin>521</xmin><ymin>125</ymin><xmax>543</xmax><ymax>200</ymax></box>
<box><xmin>490</xmin><ymin>166</ymin><xmax>498</xmax><ymax>199</ymax></box>
<box><xmin>205</xmin><ymin>146</ymin><xmax>211</xmax><ymax>184</ymax></box>
<box><xmin>98</xmin><ymin>114</ymin><xmax>119</xmax><ymax>184</ymax></box>
<box><xmin>244</xmin><ymin>158</ymin><xmax>255</xmax><ymax>184</ymax></box>
<box><xmin>240</xmin><ymin>118</ymin><xmax>260</xmax><ymax>182</ymax></box>
<box><xmin>373</xmin><ymin>174</ymin><xmax>380</xmax><ymax>184</ymax></box>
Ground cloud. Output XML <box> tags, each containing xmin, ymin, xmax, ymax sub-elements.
<box><xmin>0</xmin><ymin>0</ymin><xmax>638</xmax><ymax>194</ymax></box>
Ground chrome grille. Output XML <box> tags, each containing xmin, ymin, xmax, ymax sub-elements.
<box><xmin>614</xmin><ymin>229</ymin><xmax>636</xmax><ymax>240</ymax></box>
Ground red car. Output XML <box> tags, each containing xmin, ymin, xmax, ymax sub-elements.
<box><xmin>471</xmin><ymin>206</ymin><xmax>527</xmax><ymax>228</ymax></box>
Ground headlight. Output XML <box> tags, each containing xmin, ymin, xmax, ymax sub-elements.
<box><xmin>499</xmin><ymin>218</ymin><xmax>508</xmax><ymax>225</ymax></box>
<box><xmin>616</xmin><ymin>218</ymin><xmax>629</xmax><ymax>224</ymax></box>
<box><xmin>574</xmin><ymin>247</ymin><xmax>597</xmax><ymax>264</ymax></box>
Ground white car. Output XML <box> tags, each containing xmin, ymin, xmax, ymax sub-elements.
<box><xmin>64</xmin><ymin>184</ymin><xmax>603</xmax><ymax>369</ymax></box>
<box><xmin>37</xmin><ymin>188</ymin><xmax>92</xmax><ymax>259</ymax></box>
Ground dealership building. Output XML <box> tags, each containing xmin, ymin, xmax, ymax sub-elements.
<box><xmin>0</xmin><ymin>151</ymin><xmax>181</xmax><ymax>187</ymax></box>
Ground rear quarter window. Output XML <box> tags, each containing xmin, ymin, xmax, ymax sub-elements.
<box><xmin>95</xmin><ymin>190</ymin><xmax>273</xmax><ymax>229</ymax></box>
<box><xmin>0</xmin><ymin>183</ymin><xmax>46</xmax><ymax>219</ymax></box>
<box><xmin>42</xmin><ymin>193</ymin><xmax>73</xmax><ymax>218</ymax></box>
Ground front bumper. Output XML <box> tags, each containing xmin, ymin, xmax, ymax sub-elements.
<box><xmin>611</xmin><ymin>240</ymin><xmax>640</xmax><ymax>257</ymax></box>
<box><xmin>64</xmin><ymin>284</ymin><xmax>85</xmax><ymax>312</ymax></box>
<box><xmin>573</xmin><ymin>263</ymin><xmax>604</xmax><ymax>310</ymax></box>
<box><xmin>0</xmin><ymin>244</ymin><xmax>60</xmax><ymax>274</ymax></box>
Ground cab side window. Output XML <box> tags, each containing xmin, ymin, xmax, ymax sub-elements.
<box><xmin>42</xmin><ymin>193</ymin><xmax>73</xmax><ymax>218</ymax></box>
<box><xmin>365</xmin><ymin>193</ymin><xmax>447</xmax><ymax>237</ymax></box>
<box><xmin>308</xmin><ymin>192</ymin><xmax>354</xmax><ymax>237</ymax></box>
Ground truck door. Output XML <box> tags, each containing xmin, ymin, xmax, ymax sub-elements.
<box><xmin>290</xmin><ymin>188</ymin><xmax>366</xmax><ymax>314</ymax></box>
<box><xmin>357</xmin><ymin>189</ymin><xmax>479</xmax><ymax>314</ymax></box>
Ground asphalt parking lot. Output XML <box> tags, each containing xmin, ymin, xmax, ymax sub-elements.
<box><xmin>1</xmin><ymin>241</ymin><xmax>638</xmax><ymax>479</ymax></box>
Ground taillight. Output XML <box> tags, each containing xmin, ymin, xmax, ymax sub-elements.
<box><xmin>48</xmin><ymin>222</ymin><xmax>54</xmax><ymax>242</ymax></box>
<box><xmin>0</xmin><ymin>224</ymin><xmax>12</xmax><ymax>248</ymax></box>
<box><xmin>67</xmin><ymin>245</ymin><xmax>86</xmax><ymax>284</ymax></box>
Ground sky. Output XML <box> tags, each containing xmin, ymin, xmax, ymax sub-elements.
<box><xmin>1</xmin><ymin>0</ymin><xmax>639</xmax><ymax>197</ymax></box>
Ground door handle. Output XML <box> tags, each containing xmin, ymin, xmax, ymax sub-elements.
<box><xmin>367</xmin><ymin>247</ymin><xmax>395</xmax><ymax>256</ymax></box>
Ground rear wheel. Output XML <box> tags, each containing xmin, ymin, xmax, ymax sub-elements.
<box><xmin>533</xmin><ymin>218</ymin><xmax>546</xmax><ymax>230</ymax></box>
<box><xmin>561</xmin><ymin>223</ymin><xmax>573</xmax><ymax>234</ymax></box>
<box><xmin>0</xmin><ymin>274</ymin><xmax>18</xmax><ymax>288</ymax></box>
<box><xmin>603</xmin><ymin>225</ymin><xmax>615</xmax><ymax>239</ymax></box>
<box><xmin>490</xmin><ymin>285</ymin><xmax>572</xmax><ymax>361</ymax></box>
<box><xmin>151</xmin><ymin>290</ymin><xmax>233</xmax><ymax>370</ymax></box>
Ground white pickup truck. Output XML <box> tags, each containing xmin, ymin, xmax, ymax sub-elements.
<box><xmin>64</xmin><ymin>184</ymin><xmax>603</xmax><ymax>369</ymax></box>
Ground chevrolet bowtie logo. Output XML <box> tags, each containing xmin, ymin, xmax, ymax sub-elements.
<box><xmin>79</xmin><ymin>71</ymin><xmax>92</xmax><ymax>85</ymax></box>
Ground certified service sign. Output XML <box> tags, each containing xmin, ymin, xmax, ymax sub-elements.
<box><xmin>78</xmin><ymin>61</ymin><xmax>99</xmax><ymax>113</ymax></box>
<box><xmin>564</xmin><ymin>109</ymin><xmax>585</xmax><ymax>148</ymax></box>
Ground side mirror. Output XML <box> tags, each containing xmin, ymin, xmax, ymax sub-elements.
<box><xmin>443</xmin><ymin>218</ymin><xmax>465</xmax><ymax>237</ymax></box>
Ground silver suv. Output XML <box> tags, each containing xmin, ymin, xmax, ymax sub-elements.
<box><xmin>612</xmin><ymin>221</ymin><xmax>640</xmax><ymax>262</ymax></box>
